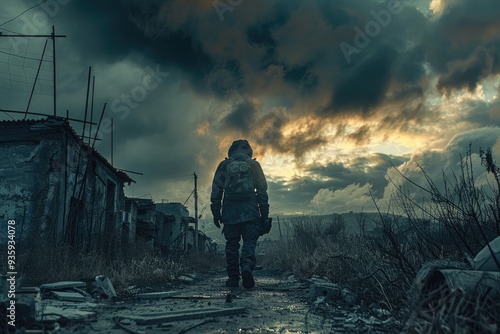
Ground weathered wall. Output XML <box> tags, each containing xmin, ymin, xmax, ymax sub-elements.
<box><xmin>124</xmin><ymin>198</ymin><xmax>138</xmax><ymax>244</ymax></box>
<box><xmin>0</xmin><ymin>119</ymin><xmax>129</xmax><ymax>253</ymax></box>
<box><xmin>0</xmin><ymin>141</ymin><xmax>39</xmax><ymax>246</ymax></box>
<box><xmin>0</xmin><ymin>120</ymin><xmax>67</xmax><ymax>247</ymax></box>
<box><xmin>156</xmin><ymin>203</ymin><xmax>190</xmax><ymax>250</ymax></box>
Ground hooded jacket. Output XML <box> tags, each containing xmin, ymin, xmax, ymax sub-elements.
<box><xmin>210</xmin><ymin>139</ymin><xmax>269</xmax><ymax>224</ymax></box>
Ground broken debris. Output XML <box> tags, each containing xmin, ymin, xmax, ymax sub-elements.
<box><xmin>117</xmin><ymin>307</ymin><xmax>247</xmax><ymax>325</ymax></box>
<box><xmin>469</xmin><ymin>235</ymin><xmax>500</xmax><ymax>271</ymax></box>
<box><xmin>137</xmin><ymin>291</ymin><xmax>181</xmax><ymax>299</ymax></box>
<box><xmin>92</xmin><ymin>275</ymin><xmax>117</xmax><ymax>299</ymax></box>
<box><xmin>40</xmin><ymin>281</ymin><xmax>86</xmax><ymax>291</ymax></box>
<box><xmin>51</xmin><ymin>291</ymin><xmax>87</xmax><ymax>302</ymax></box>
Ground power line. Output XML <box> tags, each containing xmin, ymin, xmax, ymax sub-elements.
<box><xmin>0</xmin><ymin>27</ymin><xmax>22</xmax><ymax>34</ymax></box>
<box><xmin>183</xmin><ymin>190</ymin><xmax>194</xmax><ymax>206</ymax></box>
<box><xmin>0</xmin><ymin>0</ymin><xmax>49</xmax><ymax>27</ymax></box>
<box><xmin>0</xmin><ymin>49</ymin><xmax>53</xmax><ymax>62</ymax></box>
<box><xmin>0</xmin><ymin>85</ymin><xmax>53</xmax><ymax>95</ymax></box>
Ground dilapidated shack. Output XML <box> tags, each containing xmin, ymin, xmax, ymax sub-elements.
<box><xmin>0</xmin><ymin>117</ymin><xmax>133</xmax><ymax>253</ymax></box>
<box><xmin>126</xmin><ymin>199</ymin><xmax>197</xmax><ymax>253</ymax></box>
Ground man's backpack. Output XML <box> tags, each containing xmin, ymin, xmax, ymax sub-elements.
<box><xmin>224</xmin><ymin>153</ymin><xmax>255</xmax><ymax>201</ymax></box>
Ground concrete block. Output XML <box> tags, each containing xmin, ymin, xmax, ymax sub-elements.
<box><xmin>308</xmin><ymin>282</ymin><xmax>341</xmax><ymax>299</ymax></box>
<box><xmin>93</xmin><ymin>275</ymin><xmax>117</xmax><ymax>298</ymax></box>
<box><xmin>40</xmin><ymin>281</ymin><xmax>86</xmax><ymax>290</ymax></box>
<box><xmin>43</xmin><ymin>305</ymin><xmax>95</xmax><ymax>321</ymax></box>
<box><xmin>16</xmin><ymin>287</ymin><xmax>42</xmax><ymax>324</ymax></box>
<box><xmin>51</xmin><ymin>291</ymin><xmax>86</xmax><ymax>302</ymax></box>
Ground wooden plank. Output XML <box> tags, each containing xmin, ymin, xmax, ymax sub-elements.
<box><xmin>121</xmin><ymin>307</ymin><xmax>246</xmax><ymax>325</ymax></box>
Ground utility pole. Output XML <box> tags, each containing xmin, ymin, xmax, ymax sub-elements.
<box><xmin>277</xmin><ymin>216</ymin><xmax>282</xmax><ymax>239</ymax></box>
<box><xmin>52</xmin><ymin>25</ymin><xmax>57</xmax><ymax>116</ymax></box>
<box><xmin>194</xmin><ymin>172</ymin><xmax>199</xmax><ymax>252</ymax></box>
<box><xmin>111</xmin><ymin>118</ymin><xmax>114</xmax><ymax>166</ymax></box>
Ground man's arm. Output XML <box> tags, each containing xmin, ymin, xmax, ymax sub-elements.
<box><xmin>210</xmin><ymin>160</ymin><xmax>226</xmax><ymax>219</ymax></box>
<box><xmin>253</xmin><ymin>160</ymin><xmax>269</xmax><ymax>218</ymax></box>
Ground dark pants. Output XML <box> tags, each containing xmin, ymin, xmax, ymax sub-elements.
<box><xmin>223</xmin><ymin>221</ymin><xmax>259</xmax><ymax>278</ymax></box>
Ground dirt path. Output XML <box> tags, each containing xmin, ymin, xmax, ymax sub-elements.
<box><xmin>42</xmin><ymin>269</ymin><xmax>401</xmax><ymax>333</ymax></box>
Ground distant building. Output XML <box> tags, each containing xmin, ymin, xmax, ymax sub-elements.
<box><xmin>123</xmin><ymin>197</ymin><xmax>138</xmax><ymax>245</ymax></box>
<box><xmin>186</xmin><ymin>227</ymin><xmax>218</xmax><ymax>254</ymax></box>
<box><xmin>131</xmin><ymin>198</ymin><xmax>158</xmax><ymax>249</ymax></box>
<box><xmin>125</xmin><ymin>200</ymin><xmax>205</xmax><ymax>253</ymax></box>
<box><xmin>0</xmin><ymin>117</ymin><xmax>133</xmax><ymax>253</ymax></box>
<box><xmin>156</xmin><ymin>202</ymin><xmax>193</xmax><ymax>251</ymax></box>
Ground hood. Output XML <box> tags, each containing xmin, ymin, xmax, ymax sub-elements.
<box><xmin>228</xmin><ymin>139</ymin><xmax>253</xmax><ymax>159</ymax></box>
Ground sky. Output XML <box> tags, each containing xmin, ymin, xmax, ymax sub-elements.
<box><xmin>1</xmin><ymin>0</ymin><xmax>500</xmax><ymax>218</ymax></box>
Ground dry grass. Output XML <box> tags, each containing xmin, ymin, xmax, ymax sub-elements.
<box><xmin>8</xmin><ymin>240</ymin><xmax>191</xmax><ymax>292</ymax></box>
<box><xmin>405</xmin><ymin>286</ymin><xmax>500</xmax><ymax>333</ymax></box>
<box><xmin>264</xmin><ymin>147</ymin><xmax>500</xmax><ymax>329</ymax></box>
<box><xmin>262</xmin><ymin>217</ymin><xmax>412</xmax><ymax>309</ymax></box>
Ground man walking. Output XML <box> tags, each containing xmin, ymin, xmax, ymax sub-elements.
<box><xmin>210</xmin><ymin>139</ymin><xmax>270</xmax><ymax>289</ymax></box>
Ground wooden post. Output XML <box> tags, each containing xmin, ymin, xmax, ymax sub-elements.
<box><xmin>194</xmin><ymin>172</ymin><xmax>199</xmax><ymax>252</ymax></box>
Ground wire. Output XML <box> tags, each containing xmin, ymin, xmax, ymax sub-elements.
<box><xmin>183</xmin><ymin>190</ymin><xmax>194</xmax><ymax>206</ymax></box>
<box><xmin>0</xmin><ymin>49</ymin><xmax>53</xmax><ymax>62</ymax></box>
<box><xmin>1</xmin><ymin>109</ymin><xmax>15</xmax><ymax>120</ymax></box>
<box><xmin>0</xmin><ymin>84</ymin><xmax>53</xmax><ymax>94</ymax></box>
<box><xmin>0</xmin><ymin>0</ymin><xmax>49</xmax><ymax>28</ymax></box>
<box><xmin>0</xmin><ymin>72</ymin><xmax>53</xmax><ymax>83</ymax></box>
<box><xmin>0</xmin><ymin>27</ymin><xmax>22</xmax><ymax>34</ymax></box>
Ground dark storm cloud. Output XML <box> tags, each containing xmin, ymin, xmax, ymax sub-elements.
<box><xmin>328</xmin><ymin>45</ymin><xmax>397</xmax><ymax>114</ymax></box>
<box><xmin>222</xmin><ymin>99</ymin><xmax>257</xmax><ymax>134</ymax></box>
<box><xmin>8</xmin><ymin>0</ymin><xmax>500</xmax><ymax>135</ymax></box>
<box><xmin>4</xmin><ymin>0</ymin><xmax>500</xmax><ymax>214</ymax></box>
<box><xmin>269</xmin><ymin>176</ymin><xmax>326</xmax><ymax>213</ymax></box>
<box><xmin>51</xmin><ymin>0</ymin><xmax>214</xmax><ymax>82</ymax></box>
<box><xmin>253</xmin><ymin>110</ymin><xmax>328</xmax><ymax>159</ymax></box>
<box><xmin>49</xmin><ymin>0</ymin><xmax>430</xmax><ymax>140</ymax></box>
<box><xmin>305</xmin><ymin>153</ymin><xmax>407</xmax><ymax>196</ymax></box>
<box><xmin>282</xmin><ymin>64</ymin><xmax>319</xmax><ymax>96</ymax></box>
<box><xmin>425</xmin><ymin>0</ymin><xmax>500</xmax><ymax>93</ymax></box>
<box><xmin>245</xmin><ymin>1</ymin><xmax>296</xmax><ymax>49</ymax></box>
<box><xmin>348</xmin><ymin>125</ymin><xmax>372</xmax><ymax>145</ymax></box>
<box><xmin>463</xmin><ymin>98</ymin><xmax>500</xmax><ymax>128</ymax></box>
<box><xmin>378</xmin><ymin>92</ymin><xmax>430</xmax><ymax>134</ymax></box>
<box><xmin>436</xmin><ymin>46</ymin><xmax>498</xmax><ymax>94</ymax></box>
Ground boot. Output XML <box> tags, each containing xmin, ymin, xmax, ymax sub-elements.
<box><xmin>225</xmin><ymin>276</ymin><xmax>239</xmax><ymax>288</ymax></box>
<box><xmin>241</xmin><ymin>267</ymin><xmax>254</xmax><ymax>289</ymax></box>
